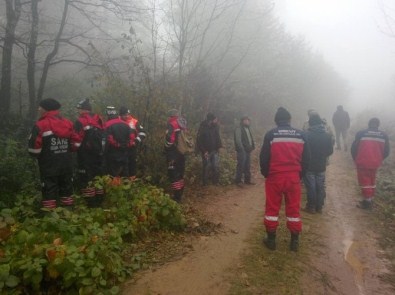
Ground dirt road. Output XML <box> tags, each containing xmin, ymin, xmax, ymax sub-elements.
<box><xmin>123</xmin><ymin>152</ymin><xmax>393</xmax><ymax>295</ymax></box>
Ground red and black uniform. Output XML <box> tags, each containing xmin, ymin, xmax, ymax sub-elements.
<box><xmin>165</xmin><ymin>116</ymin><xmax>186</xmax><ymax>202</ymax></box>
<box><xmin>73</xmin><ymin>112</ymin><xmax>104</xmax><ymax>206</ymax></box>
<box><xmin>260</xmin><ymin>123</ymin><xmax>310</xmax><ymax>234</ymax></box>
<box><xmin>104</xmin><ymin>117</ymin><xmax>135</xmax><ymax>177</ymax></box>
<box><xmin>74</xmin><ymin>112</ymin><xmax>104</xmax><ymax>186</ymax></box>
<box><xmin>28</xmin><ymin>110</ymin><xmax>75</xmax><ymax>208</ymax></box>
<box><xmin>351</xmin><ymin>128</ymin><xmax>389</xmax><ymax>200</ymax></box>
<box><xmin>122</xmin><ymin>114</ymin><xmax>146</xmax><ymax>177</ymax></box>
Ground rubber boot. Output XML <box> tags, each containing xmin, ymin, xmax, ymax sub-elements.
<box><xmin>263</xmin><ymin>232</ymin><xmax>276</xmax><ymax>250</ymax></box>
<box><xmin>357</xmin><ymin>199</ymin><xmax>373</xmax><ymax>211</ymax></box>
<box><xmin>290</xmin><ymin>233</ymin><xmax>299</xmax><ymax>252</ymax></box>
<box><xmin>173</xmin><ymin>189</ymin><xmax>183</xmax><ymax>203</ymax></box>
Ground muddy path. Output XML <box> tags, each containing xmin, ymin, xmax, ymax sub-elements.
<box><xmin>300</xmin><ymin>151</ymin><xmax>393</xmax><ymax>295</ymax></box>
<box><xmin>123</xmin><ymin>152</ymin><xmax>393</xmax><ymax>295</ymax></box>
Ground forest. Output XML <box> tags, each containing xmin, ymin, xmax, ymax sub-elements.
<box><xmin>1</xmin><ymin>0</ymin><xmax>394</xmax><ymax>294</ymax></box>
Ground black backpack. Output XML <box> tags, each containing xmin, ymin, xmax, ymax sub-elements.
<box><xmin>81</xmin><ymin>127</ymin><xmax>104</xmax><ymax>154</ymax></box>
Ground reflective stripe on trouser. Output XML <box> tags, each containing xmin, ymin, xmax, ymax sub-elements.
<box><xmin>61</xmin><ymin>196</ymin><xmax>74</xmax><ymax>206</ymax></box>
<box><xmin>357</xmin><ymin>167</ymin><xmax>377</xmax><ymax>199</ymax></box>
<box><xmin>81</xmin><ymin>187</ymin><xmax>96</xmax><ymax>198</ymax></box>
<box><xmin>264</xmin><ymin>174</ymin><xmax>302</xmax><ymax>233</ymax></box>
<box><xmin>42</xmin><ymin>199</ymin><xmax>57</xmax><ymax>209</ymax></box>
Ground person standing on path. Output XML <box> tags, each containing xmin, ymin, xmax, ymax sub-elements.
<box><xmin>351</xmin><ymin>117</ymin><xmax>390</xmax><ymax>210</ymax></box>
<box><xmin>303</xmin><ymin>113</ymin><xmax>333</xmax><ymax>214</ymax></box>
<box><xmin>196</xmin><ymin>113</ymin><xmax>222</xmax><ymax>186</ymax></box>
<box><xmin>28</xmin><ymin>98</ymin><xmax>75</xmax><ymax>209</ymax></box>
<box><xmin>332</xmin><ymin>105</ymin><xmax>350</xmax><ymax>151</ymax></box>
<box><xmin>234</xmin><ymin>116</ymin><xmax>255</xmax><ymax>187</ymax></box>
<box><xmin>260</xmin><ymin>107</ymin><xmax>310</xmax><ymax>251</ymax></box>
<box><xmin>165</xmin><ymin>109</ymin><xmax>187</xmax><ymax>202</ymax></box>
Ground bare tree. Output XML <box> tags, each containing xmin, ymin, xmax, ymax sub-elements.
<box><xmin>0</xmin><ymin>0</ymin><xmax>22</xmax><ymax>117</ymax></box>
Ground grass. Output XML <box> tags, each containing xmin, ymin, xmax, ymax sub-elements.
<box><xmin>228</xmin><ymin>213</ymin><xmax>312</xmax><ymax>295</ymax></box>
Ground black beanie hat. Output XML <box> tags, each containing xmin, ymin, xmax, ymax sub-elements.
<box><xmin>206</xmin><ymin>112</ymin><xmax>216</xmax><ymax>121</ymax></box>
<box><xmin>274</xmin><ymin>107</ymin><xmax>291</xmax><ymax>124</ymax></box>
<box><xmin>368</xmin><ymin>117</ymin><xmax>380</xmax><ymax>129</ymax></box>
<box><xmin>39</xmin><ymin>98</ymin><xmax>61</xmax><ymax>111</ymax></box>
<box><xmin>76</xmin><ymin>98</ymin><xmax>92</xmax><ymax>111</ymax></box>
<box><xmin>119</xmin><ymin>106</ymin><xmax>130</xmax><ymax>116</ymax></box>
<box><xmin>308</xmin><ymin>113</ymin><xmax>322</xmax><ymax>126</ymax></box>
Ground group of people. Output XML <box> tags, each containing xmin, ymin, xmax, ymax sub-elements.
<box><xmin>28</xmin><ymin>98</ymin><xmax>146</xmax><ymax>209</ymax></box>
<box><xmin>28</xmin><ymin>98</ymin><xmax>390</xmax><ymax>252</ymax></box>
<box><xmin>258</xmin><ymin>106</ymin><xmax>389</xmax><ymax>252</ymax></box>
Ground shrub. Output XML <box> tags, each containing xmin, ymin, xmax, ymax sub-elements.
<box><xmin>0</xmin><ymin>177</ymin><xmax>185</xmax><ymax>294</ymax></box>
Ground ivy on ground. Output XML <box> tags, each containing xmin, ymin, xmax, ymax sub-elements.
<box><xmin>0</xmin><ymin>176</ymin><xmax>185</xmax><ymax>294</ymax></box>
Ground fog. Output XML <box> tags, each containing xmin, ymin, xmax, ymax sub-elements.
<box><xmin>275</xmin><ymin>0</ymin><xmax>395</xmax><ymax>119</ymax></box>
<box><xmin>1</xmin><ymin>0</ymin><xmax>395</xmax><ymax>128</ymax></box>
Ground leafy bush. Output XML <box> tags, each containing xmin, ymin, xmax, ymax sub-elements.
<box><xmin>0</xmin><ymin>177</ymin><xmax>185</xmax><ymax>294</ymax></box>
<box><xmin>0</xmin><ymin>139</ymin><xmax>39</xmax><ymax>208</ymax></box>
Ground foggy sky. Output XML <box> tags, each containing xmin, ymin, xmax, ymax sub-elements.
<box><xmin>274</xmin><ymin>0</ymin><xmax>395</xmax><ymax>116</ymax></box>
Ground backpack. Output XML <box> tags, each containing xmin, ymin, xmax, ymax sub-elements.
<box><xmin>81</xmin><ymin>127</ymin><xmax>104</xmax><ymax>154</ymax></box>
<box><xmin>176</xmin><ymin>130</ymin><xmax>195</xmax><ymax>155</ymax></box>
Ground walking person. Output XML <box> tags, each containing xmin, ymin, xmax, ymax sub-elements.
<box><xmin>165</xmin><ymin>109</ymin><xmax>187</xmax><ymax>203</ymax></box>
<box><xmin>303</xmin><ymin>113</ymin><xmax>333</xmax><ymax>214</ymax></box>
<box><xmin>260</xmin><ymin>107</ymin><xmax>310</xmax><ymax>251</ymax></box>
<box><xmin>332</xmin><ymin>105</ymin><xmax>350</xmax><ymax>151</ymax></box>
<box><xmin>196</xmin><ymin>113</ymin><xmax>222</xmax><ymax>185</ymax></box>
<box><xmin>73</xmin><ymin>98</ymin><xmax>105</xmax><ymax>207</ymax></box>
<box><xmin>119</xmin><ymin>106</ymin><xmax>146</xmax><ymax>180</ymax></box>
<box><xmin>28</xmin><ymin>98</ymin><xmax>75</xmax><ymax>209</ymax></box>
<box><xmin>234</xmin><ymin>116</ymin><xmax>255</xmax><ymax>187</ymax></box>
<box><xmin>351</xmin><ymin>118</ymin><xmax>390</xmax><ymax>210</ymax></box>
<box><xmin>104</xmin><ymin>106</ymin><xmax>135</xmax><ymax>178</ymax></box>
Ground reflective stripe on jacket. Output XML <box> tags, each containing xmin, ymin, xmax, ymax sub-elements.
<box><xmin>260</xmin><ymin>123</ymin><xmax>310</xmax><ymax>178</ymax></box>
<box><xmin>351</xmin><ymin>128</ymin><xmax>389</xmax><ymax>169</ymax></box>
<box><xmin>28</xmin><ymin>110</ymin><xmax>74</xmax><ymax>176</ymax></box>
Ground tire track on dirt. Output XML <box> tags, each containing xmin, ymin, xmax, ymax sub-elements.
<box><xmin>301</xmin><ymin>151</ymin><xmax>393</xmax><ymax>295</ymax></box>
<box><xmin>122</xmin><ymin>181</ymin><xmax>265</xmax><ymax>295</ymax></box>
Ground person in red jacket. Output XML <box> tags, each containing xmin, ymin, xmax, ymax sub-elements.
<box><xmin>260</xmin><ymin>107</ymin><xmax>310</xmax><ymax>251</ymax></box>
<box><xmin>104</xmin><ymin>106</ymin><xmax>135</xmax><ymax>177</ymax></box>
<box><xmin>165</xmin><ymin>109</ymin><xmax>187</xmax><ymax>203</ymax></box>
<box><xmin>351</xmin><ymin>118</ymin><xmax>390</xmax><ymax>210</ymax></box>
<box><xmin>28</xmin><ymin>98</ymin><xmax>75</xmax><ymax>209</ymax></box>
<box><xmin>119</xmin><ymin>106</ymin><xmax>146</xmax><ymax>179</ymax></box>
<box><xmin>73</xmin><ymin>98</ymin><xmax>105</xmax><ymax>207</ymax></box>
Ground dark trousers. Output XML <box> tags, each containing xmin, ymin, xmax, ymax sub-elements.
<box><xmin>77</xmin><ymin>151</ymin><xmax>103</xmax><ymax>188</ymax></box>
<box><xmin>128</xmin><ymin>147</ymin><xmax>137</xmax><ymax>177</ymax></box>
<box><xmin>303</xmin><ymin>171</ymin><xmax>326</xmax><ymax>211</ymax></box>
<box><xmin>105</xmin><ymin>149</ymin><xmax>128</xmax><ymax>177</ymax></box>
<box><xmin>167</xmin><ymin>151</ymin><xmax>185</xmax><ymax>202</ymax></box>
<box><xmin>235</xmin><ymin>150</ymin><xmax>251</xmax><ymax>183</ymax></box>
<box><xmin>335</xmin><ymin>128</ymin><xmax>348</xmax><ymax>150</ymax></box>
<box><xmin>202</xmin><ymin>151</ymin><xmax>219</xmax><ymax>185</ymax></box>
<box><xmin>41</xmin><ymin>173</ymin><xmax>73</xmax><ymax>208</ymax></box>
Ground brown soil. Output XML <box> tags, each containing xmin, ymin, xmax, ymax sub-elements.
<box><xmin>122</xmin><ymin>152</ymin><xmax>394</xmax><ymax>295</ymax></box>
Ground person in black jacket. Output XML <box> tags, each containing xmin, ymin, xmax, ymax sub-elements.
<box><xmin>196</xmin><ymin>113</ymin><xmax>222</xmax><ymax>185</ymax></box>
<box><xmin>303</xmin><ymin>114</ymin><xmax>333</xmax><ymax>214</ymax></box>
<box><xmin>104</xmin><ymin>106</ymin><xmax>135</xmax><ymax>177</ymax></box>
<box><xmin>332</xmin><ymin>105</ymin><xmax>350</xmax><ymax>151</ymax></box>
<box><xmin>28</xmin><ymin>98</ymin><xmax>75</xmax><ymax>209</ymax></box>
<box><xmin>234</xmin><ymin>116</ymin><xmax>255</xmax><ymax>187</ymax></box>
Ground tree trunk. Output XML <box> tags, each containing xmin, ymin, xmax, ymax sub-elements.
<box><xmin>37</xmin><ymin>0</ymin><xmax>69</xmax><ymax>103</ymax></box>
<box><xmin>27</xmin><ymin>0</ymin><xmax>39</xmax><ymax>120</ymax></box>
<box><xmin>0</xmin><ymin>0</ymin><xmax>21</xmax><ymax>118</ymax></box>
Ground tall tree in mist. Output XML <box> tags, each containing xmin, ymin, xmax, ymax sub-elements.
<box><xmin>0</xmin><ymin>0</ymin><xmax>22</xmax><ymax>117</ymax></box>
